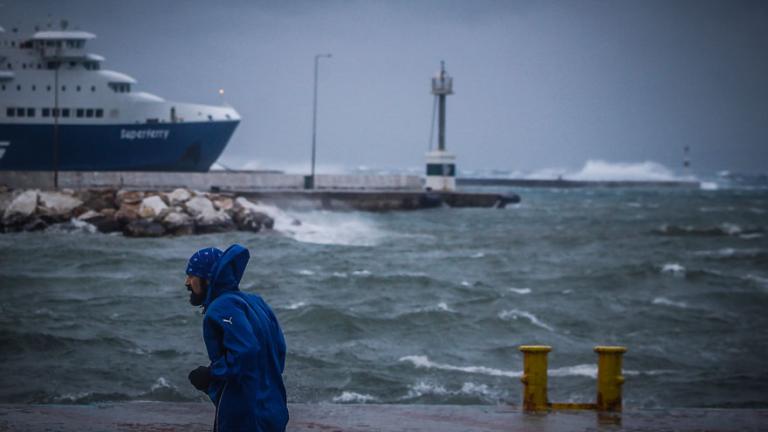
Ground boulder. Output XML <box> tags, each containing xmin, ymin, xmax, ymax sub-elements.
<box><xmin>78</xmin><ymin>209</ymin><xmax>120</xmax><ymax>233</ymax></box>
<box><xmin>162</xmin><ymin>210</ymin><xmax>194</xmax><ymax>236</ymax></box>
<box><xmin>114</xmin><ymin>203</ymin><xmax>140</xmax><ymax>227</ymax></box>
<box><xmin>138</xmin><ymin>195</ymin><xmax>169</xmax><ymax>219</ymax></box>
<box><xmin>184</xmin><ymin>196</ymin><xmax>216</xmax><ymax>217</ymax></box>
<box><xmin>166</xmin><ymin>188</ymin><xmax>192</xmax><ymax>206</ymax></box>
<box><xmin>75</xmin><ymin>189</ymin><xmax>117</xmax><ymax>212</ymax></box>
<box><xmin>3</xmin><ymin>190</ymin><xmax>39</xmax><ymax>226</ymax></box>
<box><xmin>233</xmin><ymin>197</ymin><xmax>276</xmax><ymax>230</ymax></box>
<box><xmin>116</xmin><ymin>190</ymin><xmax>144</xmax><ymax>206</ymax></box>
<box><xmin>195</xmin><ymin>209</ymin><xmax>235</xmax><ymax>234</ymax></box>
<box><xmin>22</xmin><ymin>217</ymin><xmax>48</xmax><ymax>232</ymax></box>
<box><xmin>124</xmin><ymin>219</ymin><xmax>166</xmax><ymax>237</ymax></box>
<box><xmin>212</xmin><ymin>196</ymin><xmax>234</xmax><ymax>212</ymax></box>
<box><xmin>38</xmin><ymin>191</ymin><xmax>83</xmax><ymax>221</ymax></box>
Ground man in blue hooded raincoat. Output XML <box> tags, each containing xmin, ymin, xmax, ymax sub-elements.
<box><xmin>184</xmin><ymin>244</ymin><xmax>288</xmax><ymax>432</ymax></box>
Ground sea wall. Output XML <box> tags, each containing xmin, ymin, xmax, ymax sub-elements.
<box><xmin>0</xmin><ymin>171</ymin><xmax>423</xmax><ymax>191</ymax></box>
<box><xmin>0</xmin><ymin>186</ymin><xmax>287</xmax><ymax>237</ymax></box>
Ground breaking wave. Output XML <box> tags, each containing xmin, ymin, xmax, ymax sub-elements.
<box><xmin>498</xmin><ymin>309</ymin><xmax>554</xmax><ymax>331</ymax></box>
<box><xmin>332</xmin><ymin>391</ymin><xmax>377</xmax><ymax>403</ymax></box>
<box><xmin>239</xmin><ymin>201</ymin><xmax>388</xmax><ymax>246</ymax></box>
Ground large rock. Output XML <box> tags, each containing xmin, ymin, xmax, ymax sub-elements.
<box><xmin>115</xmin><ymin>203</ymin><xmax>140</xmax><ymax>227</ymax></box>
<box><xmin>138</xmin><ymin>195</ymin><xmax>169</xmax><ymax>219</ymax></box>
<box><xmin>234</xmin><ymin>197</ymin><xmax>276</xmax><ymax>230</ymax></box>
<box><xmin>195</xmin><ymin>209</ymin><xmax>235</xmax><ymax>234</ymax></box>
<box><xmin>184</xmin><ymin>196</ymin><xmax>215</xmax><ymax>217</ymax></box>
<box><xmin>78</xmin><ymin>209</ymin><xmax>120</xmax><ymax>233</ymax></box>
<box><xmin>162</xmin><ymin>210</ymin><xmax>194</xmax><ymax>236</ymax></box>
<box><xmin>116</xmin><ymin>190</ymin><xmax>144</xmax><ymax>206</ymax></box>
<box><xmin>212</xmin><ymin>196</ymin><xmax>234</xmax><ymax>212</ymax></box>
<box><xmin>3</xmin><ymin>190</ymin><xmax>39</xmax><ymax>226</ymax></box>
<box><xmin>38</xmin><ymin>191</ymin><xmax>83</xmax><ymax>221</ymax></box>
<box><xmin>166</xmin><ymin>188</ymin><xmax>192</xmax><ymax>206</ymax></box>
<box><xmin>75</xmin><ymin>189</ymin><xmax>117</xmax><ymax>212</ymax></box>
<box><xmin>124</xmin><ymin>219</ymin><xmax>166</xmax><ymax>237</ymax></box>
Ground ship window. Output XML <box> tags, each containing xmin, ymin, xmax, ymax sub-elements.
<box><xmin>69</xmin><ymin>62</ymin><xmax>76</xmax><ymax>68</ymax></box>
<box><xmin>37</xmin><ymin>64</ymin><xmax>42</xmax><ymax>69</ymax></box>
<box><xmin>46</xmin><ymin>41</ymin><xmax>54</xmax><ymax>47</ymax></box>
<box><xmin>52</xmin><ymin>108</ymin><xmax>59</xmax><ymax>117</ymax></box>
<box><xmin>91</xmin><ymin>86</ymin><xmax>96</xmax><ymax>92</ymax></box>
<box><xmin>1</xmin><ymin>85</ymin><xmax>4</xmax><ymax>91</ymax></box>
<box><xmin>27</xmin><ymin>108</ymin><xmax>35</xmax><ymax>117</ymax></box>
<box><xmin>16</xmin><ymin>108</ymin><xmax>25</xmax><ymax>117</ymax></box>
<box><xmin>6</xmin><ymin>107</ymin><xmax>14</xmax><ymax>117</ymax></box>
<box><xmin>62</xmin><ymin>108</ymin><xmax>70</xmax><ymax>117</ymax></box>
<box><xmin>32</xmin><ymin>85</ymin><xmax>36</xmax><ymax>91</ymax></box>
<box><xmin>42</xmin><ymin>108</ymin><xmax>50</xmax><ymax>117</ymax></box>
<box><xmin>95</xmin><ymin>109</ymin><xmax>103</xmax><ymax>118</ymax></box>
<box><xmin>16</xmin><ymin>85</ymin><xmax>20</xmax><ymax>91</ymax></box>
<box><xmin>76</xmin><ymin>85</ymin><xmax>81</xmax><ymax>92</ymax></box>
<box><xmin>6</xmin><ymin>63</ymin><xmax>11</xmax><ymax>69</ymax></box>
<box><xmin>61</xmin><ymin>85</ymin><xmax>66</xmax><ymax>92</ymax></box>
<box><xmin>22</xmin><ymin>64</ymin><xmax>26</xmax><ymax>69</ymax></box>
<box><xmin>76</xmin><ymin>108</ymin><xmax>84</xmax><ymax>118</ymax></box>
<box><xmin>86</xmin><ymin>109</ymin><xmax>94</xmax><ymax>118</ymax></box>
<box><xmin>47</xmin><ymin>85</ymin><xmax>51</xmax><ymax>91</ymax></box>
<box><xmin>208</xmin><ymin>115</ymin><xmax>213</xmax><ymax>121</ymax></box>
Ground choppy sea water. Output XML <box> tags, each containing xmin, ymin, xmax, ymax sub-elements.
<box><xmin>1</xmin><ymin>186</ymin><xmax>767</xmax><ymax>408</ymax></box>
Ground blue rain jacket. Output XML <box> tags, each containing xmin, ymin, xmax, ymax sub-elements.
<box><xmin>201</xmin><ymin>244</ymin><xmax>288</xmax><ymax>432</ymax></box>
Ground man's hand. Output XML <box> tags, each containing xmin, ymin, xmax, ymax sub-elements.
<box><xmin>188</xmin><ymin>366</ymin><xmax>211</xmax><ymax>392</ymax></box>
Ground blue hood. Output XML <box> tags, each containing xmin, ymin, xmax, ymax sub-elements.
<box><xmin>203</xmin><ymin>244</ymin><xmax>250</xmax><ymax>310</ymax></box>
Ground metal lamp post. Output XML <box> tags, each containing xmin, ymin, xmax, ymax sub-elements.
<box><xmin>309</xmin><ymin>53</ymin><xmax>332</xmax><ymax>189</ymax></box>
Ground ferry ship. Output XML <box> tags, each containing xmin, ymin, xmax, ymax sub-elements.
<box><xmin>0</xmin><ymin>21</ymin><xmax>240</xmax><ymax>172</ymax></box>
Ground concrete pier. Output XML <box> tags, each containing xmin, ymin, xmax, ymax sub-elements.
<box><xmin>0</xmin><ymin>403</ymin><xmax>765</xmax><ymax>431</ymax></box>
<box><xmin>0</xmin><ymin>171</ymin><xmax>521</xmax><ymax>210</ymax></box>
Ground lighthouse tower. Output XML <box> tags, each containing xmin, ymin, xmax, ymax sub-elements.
<box><xmin>425</xmin><ymin>62</ymin><xmax>457</xmax><ymax>192</ymax></box>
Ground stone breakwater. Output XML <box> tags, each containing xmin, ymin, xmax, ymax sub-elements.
<box><xmin>0</xmin><ymin>186</ymin><xmax>286</xmax><ymax>237</ymax></box>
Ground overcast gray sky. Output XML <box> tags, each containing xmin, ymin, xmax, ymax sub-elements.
<box><xmin>4</xmin><ymin>0</ymin><xmax>767</xmax><ymax>175</ymax></box>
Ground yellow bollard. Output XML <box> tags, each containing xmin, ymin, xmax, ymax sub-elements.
<box><xmin>519</xmin><ymin>345</ymin><xmax>552</xmax><ymax>411</ymax></box>
<box><xmin>594</xmin><ymin>346</ymin><xmax>627</xmax><ymax>412</ymax></box>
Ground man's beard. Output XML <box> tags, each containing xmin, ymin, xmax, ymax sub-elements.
<box><xmin>187</xmin><ymin>285</ymin><xmax>206</xmax><ymax>306</ymax></box>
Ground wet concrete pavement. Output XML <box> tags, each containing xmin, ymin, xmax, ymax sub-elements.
<box><xmin>0</xmin><ymin>403</ymin><xmax>766</xmax><ymax>431</ymax></box>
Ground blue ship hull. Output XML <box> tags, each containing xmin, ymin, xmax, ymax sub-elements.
<box><xmin>0</xmin><ymin>121</ymin><xmax>239</xmax><ymax>172</ymax></box>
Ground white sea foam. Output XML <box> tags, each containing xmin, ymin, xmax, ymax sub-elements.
<box><xmin>460</xmin><ymin>280</ymin><xmax>472</xmax><ymax>287</ymax></box>
<box><xmin>567</xmin><ymin>160</ymin><xmax>683</xmax><ymax>182</ymax></box>
<box><xmin>404</xmin><ymin>381</ymin><xmax>496</xmax><ymax>399</ymax></box>
<box><xmin>236</xmin><ymin>200</ymin><xmax>387</xmax><ymax>246</ymax></box>
<box><xmin>498</xmin><ymin>309</ymin><xmax>554</xmax><ymax>331</ymax></box>
<box><xmin>285</xmin><ymin>301</ymin><xmax>307</xmax><ymax>310</ymax></box>
<box><xmin>150</xmin><ymin>377</ymin><xmax>172</xmax><ymax>391</ymax></box>
<box><xmin>332</xmin><ymin>272</ymin><xmax>348</xmax><ymax>278</ymax></box>
<box><xmin>719</xmin><ymin>223</ymin><xmax>743</xmax><ymax>235</ymax></box>
<box><xmin>297</xmin><ymin>269</ymin><xmax>315</xmax><ymax>276</ymax></box>
<box><xmin>550</xmin><ymin>364</ymin><xmax>597</xmax><ymax>378</ymax></box>
<box><xmin>352</xmin><ymin>270</ymin><xmax>371</xmax><ymax>276</ymax></box>
<box><xmin>508</xmin><ymin>287</ymin><xmax>531</xmax><ymax>295</ymax></box>
<box><xmin>470</xmin><ymin>252</ymin><xmax>485</xmax><ymax>258</ymax></box>
<box><xmin>700</xmin><ymin>181</ymin><xmax>719</xmax><ymax>190</ymax></box>
<box><xmin>399</xmin><ymin>355</ymin><xmax>631</xmax><ymax>380</ymax></box>
<box><xmin>661</xmin><ymin>263</ymin><xmax>686</xmax><ymax>276</ymax></box>
<box><xmin>405</xmin><ymin>381</ymin><xmax>449</xmax><ymax>398</ymax></box>
<box><xmin>653</xmin><ymin>297</ymin><xmax>688</xmax><ymax>309</ymax></box>
<box><xmin>399</xmin><ymin>355</ymin><xmax>522</xmax><ymax>378</ymax></box>
<box><xmin>332</xmin><ymin>391</ymin><xmax>377</xmax><ymax>403</ymax></box>
<box><xmin>740</xmin><ymin>233</ymin><xmax>764</xmax><ymax>240</ymax></box>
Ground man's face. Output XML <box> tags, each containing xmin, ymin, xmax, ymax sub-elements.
<box><xmin>185</xmin><ymin>275</ymin><xmax>207</xmax><ymax>306</ymax></box>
